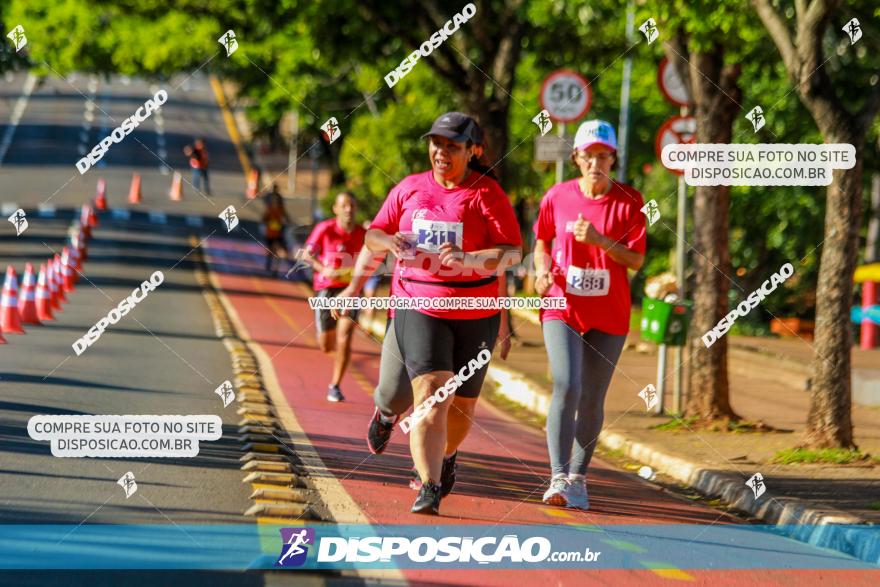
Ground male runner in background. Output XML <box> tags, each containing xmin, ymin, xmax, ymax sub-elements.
<box><xmin>301</xmin><ymin>192</ymin><xmax>366</xmax><ymax>402</ymax></box>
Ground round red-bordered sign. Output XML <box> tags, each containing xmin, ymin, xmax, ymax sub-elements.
<box><xmin>657</xmin><ymin>57</ymin><xmax>691</xmax><ymax>107</ymax></box>
<box><xmin>540</xmin><ymin>69</ymin><xmax>592</xmax><ymax>123</ymax></box>
<box><xmin>655</xmin><ymin>115</ymin><xmax>697</xmax><ymax>176</ymax></box>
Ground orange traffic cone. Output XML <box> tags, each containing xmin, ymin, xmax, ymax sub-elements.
<box><xmin>246</xmin><ymin>168</ymin><xmax>260</xmax><ymax>200</ymax></box>
<box><xmin>74</xmin><ymin>228</ymin><xmax>88</xmax><ymax>263</ymax></box>
<box><xmin>61</xmin><ymin>247</ymin><xmax>75</xmax><ymax>292</ymax></box>
<box><xmin>50</xmin><ymin>256</ymin><xmax>65</xmax><ymax>307</ymax></box>
<box><xmin>17</xmin><ymin>263</ymin><xmax>41</xmax><ymax>325</ymax></box>
<box><xmin>81</xmin><ymin>204</ymin><xmax>92</xmax><ymax>238</ymax></box>
<box><xmin>36</xmin><ymin>263</ymin><xmax>54</xmax><ymax>321</ymax></box>
<box><xmin>129</xmin><ymin>173</ymin><xmax>142</xmax><ymax>204</ymax></box>
<box><xmin>169</xmin><ymin>172</ymin><xmax>183</xmax><ymax>201</ymax></box>
<box><xmin>69</xmin><ymin>244</ymin><xmax>82</xmax><ymax>283</ymax></box>
<box><xmin>95</xmin><ymin>178</ymin><xmax>108</xmax><ymax>210</ymax></box>
<box><xmin>1</xmin><ymin>266</ymin><xmax>25</xmax><ymax>334</ymax></box>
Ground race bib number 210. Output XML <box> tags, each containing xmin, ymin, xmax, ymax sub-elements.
<box><xmin>566</xmin><ymin>266</ymin><xmax>610</xmax><ymax>296</ymax></box>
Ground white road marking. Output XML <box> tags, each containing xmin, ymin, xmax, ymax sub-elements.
<box><xmin>37</xmin><ymin>204</ymin><xmax>57</xmax><ymax>217</ymax></box>
<box><xmin>0</xmin><ymin>73</ymin><xmax>37</xmax><ymax>165</ymax></box>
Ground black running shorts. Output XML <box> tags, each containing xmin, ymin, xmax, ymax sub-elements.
<box><xmin>393</xmin><ymin>309</ymin><xmax>500</xmax><ymax>399</ymax></box>
<box><xmin>315</xmin><ymin>287</ymin><xmax>359</xmax><ymax>333</ymax></box>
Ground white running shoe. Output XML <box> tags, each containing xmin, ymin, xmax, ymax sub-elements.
<box><xmin>542</xmin><ymin>474</ymin><xmax>571</xmax><ymax>506</ymax></box>
<box><xmin>566</xmin><ymin>474</ymin><xmax>589</xmax><ymax>510</ymax></box>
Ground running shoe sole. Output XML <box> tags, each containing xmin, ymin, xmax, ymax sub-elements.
<box><xmin>543</xmin><ymin>492</ymin><xmax>568</xmax><ymax>507</ymax></box>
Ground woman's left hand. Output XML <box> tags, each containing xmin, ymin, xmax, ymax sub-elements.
<box><xmin>573</xmin><ymin>213</ymin><xmax>603</xmax><ymax>246</ymax></box>
<box><xmin>438</xmin><ymin>242</ymin><xmax>467</xmax><ymax>269</ymax></box>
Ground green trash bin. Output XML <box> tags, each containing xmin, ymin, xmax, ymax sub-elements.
<box><xmin>640</xmin><ymin>299</ymin><xmax>692</xmax><ymax>346</ymax></box>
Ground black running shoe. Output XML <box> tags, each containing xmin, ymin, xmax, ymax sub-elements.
<box><xmin>411</xmin><ymin>480</ymin><xmax>442</xmax><ymax>515</ymax></box>
<box><xmin>366</xmin><ymin>407</ymin><xmax>397</xmax><ymax>454</ymax></box>
<box><xmin>440</xmin><ymin>451</ymin><xmax>457</xmax><ymax>497</ymax></box>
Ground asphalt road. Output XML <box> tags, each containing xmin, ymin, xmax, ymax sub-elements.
<box><xmin>0</xmin><ymin>72</ymin><xmax>332</xmax><ymax>586</ymax></box>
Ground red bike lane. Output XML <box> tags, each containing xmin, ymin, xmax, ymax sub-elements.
<box><xmin>204</xmin><ymin>236</ymin><xmax>876</xmax><ymax>586</ymax></box>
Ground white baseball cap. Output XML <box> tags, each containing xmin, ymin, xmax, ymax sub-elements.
<box><xmin>573</xmin><ymin>120</ymin><xmax>617</xmax><ymax>151</ymax></box>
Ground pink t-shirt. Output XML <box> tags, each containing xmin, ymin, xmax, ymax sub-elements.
<box><xmin>371</xmin><ymin>170</ymin><xmax>521</xmax><ymax>320</ymax></box>
<box><xmin>305</xmin><ymin>219</ymin><xmax>366</xmax><ymax>291</ymax></box>
<box><xmin>533</xmin><ymin>179</ymin><xmax>646</xmax><ymax>335</ymax></box>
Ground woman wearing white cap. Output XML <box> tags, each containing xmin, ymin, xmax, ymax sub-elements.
<box><xmin>532</xmin><ymin>119</ymin><xmax>647</xmax><ymax>509</ymax></box>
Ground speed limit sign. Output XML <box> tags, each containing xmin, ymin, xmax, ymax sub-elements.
<box><xmin>540</xmin><ymin>70</ymin><xmax>591</xmax><ymax>123</ymax></box>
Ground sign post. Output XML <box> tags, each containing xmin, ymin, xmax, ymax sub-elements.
<box><xmin>538</xmin><ymin>70</ymin><xmax>592</xmax><ymax>184</ymax></box>
<box><xmin>656</xmin><ymin>57</ymin><xmax>693</xmax><ymax>414</ymax></box>
<box><xmin>654</xmin><ymin>113</ymin><xmax>695</xmax><ymax>414</ymax></box>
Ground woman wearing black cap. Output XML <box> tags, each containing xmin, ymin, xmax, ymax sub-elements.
<box><xmin>365</xmin><ymin>112</ymin><xmax>522</xmax><ymax>515</ymax></box>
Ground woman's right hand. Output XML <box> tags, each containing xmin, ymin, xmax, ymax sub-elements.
<box><xmin>390</xmin><ymin>232</ymin><xmax>409</xmax><ymax>258</ymax></box>
<box><xmin>534</xmin><ymin>271</ymin><xmax>554</xmax><ymax>296</ymax></box>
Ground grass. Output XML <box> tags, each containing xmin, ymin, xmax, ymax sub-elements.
<box><xmin>771</xmin><ymin>447</ymin><xmax>875</xmax><ymax>465</ymax></box>
<box><xmin>650</xmin><ymin>416</ymin><xmax>698</xmax><ymax>431</ymax></box>
<box><xmin>869</xmin><ymin>502</ymin><xmax>880</xmax><ymax>511</ymax></box>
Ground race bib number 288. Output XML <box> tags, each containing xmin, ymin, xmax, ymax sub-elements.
<box><xmin>412</xmin><ymin>219</ymin><xmax>463</xmax><ymax>253</ymax></box>
<box><xmin>566</xmin><ymin>266</ymin><xmax>610</xmax><ymax>296</ymax></box>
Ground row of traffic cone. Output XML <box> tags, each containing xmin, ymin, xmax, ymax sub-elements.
<box><xmin>0</xmin><ymin>213</ymin><xmax>90</xmax><ymax>343</ymax></box>
<box><xmin>92</xmin><ymin>172</ymin><xmax>184</xmax><ymax>207</ymax></box>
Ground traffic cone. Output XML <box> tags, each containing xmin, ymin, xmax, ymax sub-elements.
<box><xmin>36</xmin><ymin>263</ymin><xmax>54</xmax><ymax>321</ymax></box>
<box><xmin>17</xmin><ymin>263</ymin><xmax>41</xmax><ymax>325</ymax></box>
<box><xmin>129</xmin><ymin>173</ymin><xmax>142</xmax><ymax>204</ymax></box>
<box><xmin>169</xmin><ymin>172</ymin><xmax>183</xmax><ymax>201</ymax></box>
<box><xmin>1</xmin><ymin>266</ymin><xmax>25</xmax><ymax>334</ymax></box>
<box><xmin>74</xmin><ymin>227</ymin><xmax>88</xmax><ymax>263</ymax></box>
<box><xmin>50</xmin><ymin>256</ymin><xmax>65</xmax><ymax>307</ymax></box>
<box><xmin>246</xmin><ymin>168</ymin><xmax>260</xmax><ymax>200</ymax></box>
<box><xmin>81</xmin><ymin>204</ymin><xmax>92</xmax><ymax>238</ymax></box>
<box><xmin>69</xmin><ymin>243</ymin><xmax>82</xmax><ymax>282</ymax></box>
<box><xmin>61</xmin><ymin>247</ymin><xmax>75</xmax><ymax>292</ymax></box>
<box><xmin>95</xmin><ymin>178</ymin><xmax>108</xmax><ymax>210</ymax></box>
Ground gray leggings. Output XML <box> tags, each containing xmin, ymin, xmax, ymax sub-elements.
<box><xmin>542</xmin><ymin>320</ymin><xmax>627</xmax><ymax>477</ymax></box>
<box><xmin>373</xmin><ymin>318</ymin><xmax>414</xmax><ymax>416</ymax></box>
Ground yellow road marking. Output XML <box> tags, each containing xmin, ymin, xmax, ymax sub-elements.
<box><xmin>541</xmin><ymin>507</ymin><xmax>574</xmax><ymax>519</ymax></box>
<box><xmin>208</xmin><ymin>75</ymin><xmax>252</xmax><ymax>175</ymax></box>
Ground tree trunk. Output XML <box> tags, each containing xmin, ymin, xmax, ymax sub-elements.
<box><xmin>683</xmin><ymin>48</ymin><xmax>742</xmax><ymax>423</ymax></box>
<box><xmin>804</xmin><ymin>135</ymin><xmax>863</xmax><ymax>449</ymax></box>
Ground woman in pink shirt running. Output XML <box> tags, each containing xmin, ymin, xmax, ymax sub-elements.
<box><xmin>367</xmin><ymin>112</ymin><xmax>522</xmax><ymax>515</ymax></box>
<box><xmin>533</xmin><ymin>120</ymin><xmax>647</xmax><ymax>510</ymax></box>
